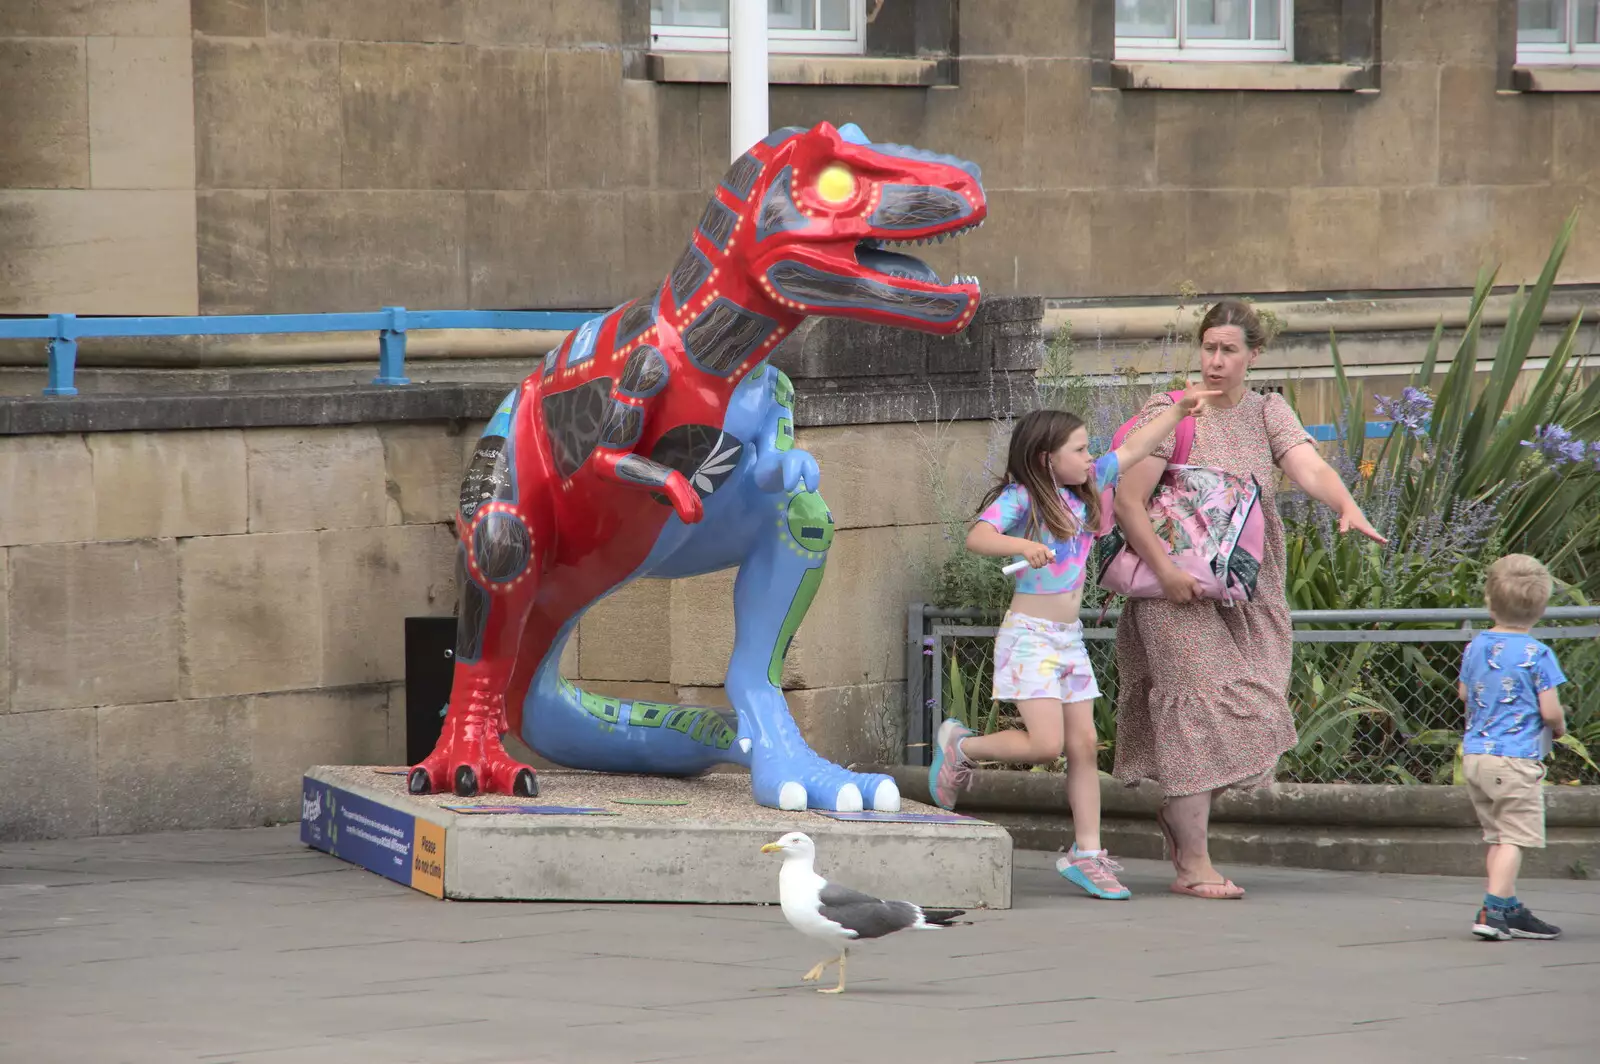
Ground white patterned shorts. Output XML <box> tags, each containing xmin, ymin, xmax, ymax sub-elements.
<box><xmin>992</xmin><ymin>611</ymin><xmax>1101</xmax><ymax>704</ymax></box>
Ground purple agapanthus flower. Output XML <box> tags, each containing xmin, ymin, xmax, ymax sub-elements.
<box><xmin>1521</xmin><ymin>424</ymin><xmax>1594</xmax><ymax>469</ymax></box>
<box><xmin>1374</xmin><ymin>387</ymin><xmax>1434</xmax><ymax>438</ymax></box>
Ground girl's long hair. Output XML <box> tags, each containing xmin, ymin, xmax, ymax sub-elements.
<box><xmin>973</xmin><ymin>409</ymin><xmax>1099</xmax><ymax>541</ymax></box>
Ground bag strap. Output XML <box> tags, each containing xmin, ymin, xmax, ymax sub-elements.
<box><xmin>1166</xmin><ymin>389</ymin><xmax>1196</xmax><ymax>466</ymax></box>
<box><xmin>1097</xmin><ymin>391</ymin><xmax>1197</xmax><ymax>620</ymax></box>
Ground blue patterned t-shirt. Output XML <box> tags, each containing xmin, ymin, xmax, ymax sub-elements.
<box><xmin>977</xmin><ymin>453</ymin><xmax>1119</xmax><ymax>595</ymax></box>
<box><xmin>1459</xmin><ymin>631</ymin><xmax>1566</xmax><ymax>760</ymax></box>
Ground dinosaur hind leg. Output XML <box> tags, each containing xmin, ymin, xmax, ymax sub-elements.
<box><xmin>409</xmin><ymin>495</ymin><xmax>545</xmax><ymax>798</ymax></box>
<box><xmin>727</xmin><ymin>488</ymin><xmax>900</xmax><ymax>813</ymax></box>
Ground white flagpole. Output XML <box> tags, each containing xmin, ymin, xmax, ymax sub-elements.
<box><xmin>728</xmin><ymin>0</ymin><xmax>770</xmax><ymax>161</ymax></box>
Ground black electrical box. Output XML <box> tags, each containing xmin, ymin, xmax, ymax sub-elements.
<box><xmin>403</xmin><ymin>616</ymin><xmax>457</xmax><ymax>765</ymax></box>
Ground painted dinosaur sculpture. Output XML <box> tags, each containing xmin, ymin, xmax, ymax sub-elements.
<box><xmin>408</xmin><ymin>121</ymin><xmax>988</xmax><ymax>812</ymax></box>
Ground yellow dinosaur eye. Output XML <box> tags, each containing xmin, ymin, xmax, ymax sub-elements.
<box><xmin>815</xmin><ymin>164</ymin><xmax>856</xmax><ymax>204</ymax></box>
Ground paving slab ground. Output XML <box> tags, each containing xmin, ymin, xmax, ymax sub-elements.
<box><xmin>2</xmin><ymin>826</ymin><xmax>1598</xmax><ymax>1064</ymax></box>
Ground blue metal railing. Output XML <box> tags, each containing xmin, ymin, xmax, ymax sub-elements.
<box><xmin>0</xmin><ymin>308</ymin><xmax>595</xmax><ymax>396</ymax></box>
<box><xmin>0</xmin><ymin>309</ymin><xmax>1427</xmax><ymax>448</ymax></box>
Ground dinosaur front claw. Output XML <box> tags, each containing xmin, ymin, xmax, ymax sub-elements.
<box><xmin>664</xmin><ymin>470</ymin><xmax>705</xmax><ymax>524</ymax></box>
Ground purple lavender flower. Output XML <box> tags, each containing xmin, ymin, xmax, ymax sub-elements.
<box><xmin>922</xmin><ymin>636</ymin><xmax>935</xmax><ymax>657</ymax></box>
<box><xmin>1375</xmin><ymin>387</ymin><xmax>1434</xmax><ymax>438</ymax></box>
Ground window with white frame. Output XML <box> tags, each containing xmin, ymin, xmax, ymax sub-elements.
<box><xmin>1517</xmin><ymin>1</ymin><xmax>1600</xmax><ymax>64</ymax></box>
<box><xmin>1114</xmin><ymin>0</ymin><xmax>1293</xmax><ymax>61</ymax></box>
<box><xmin>651</xmin><ymin>0</ymin><xmax>866</xmax><ymax>54</ymax></box>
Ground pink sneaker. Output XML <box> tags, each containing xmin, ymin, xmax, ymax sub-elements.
<box><xmin>1056</xmin><ymin>845</ymin><xmax>1131</xmax><ymax>900</ymax></box>
<box><xmin>928</xmin><ymin>719</ymin><xmax>974</xmax><ymax>811</ymax></box>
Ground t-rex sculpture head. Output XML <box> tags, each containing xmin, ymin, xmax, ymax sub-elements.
<box><xmin>669</xmin><ymin>121</ymin><xmax>988</xmax><ymax>337</ymax></box>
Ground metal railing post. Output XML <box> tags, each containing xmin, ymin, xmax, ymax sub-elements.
<box><xmin>905</xmin><ymin>602</ymin><xmax>929</xmax><ymax>765</ymax></box>
<box><xmin>374</xmin><ymin>306</ymin><xmax>411</xmax><ymax>385</ymax></box>
<box><xmin>44</xmin><ymin>313</ymin><xmax>79</xmax><ymax>396</ymax></box>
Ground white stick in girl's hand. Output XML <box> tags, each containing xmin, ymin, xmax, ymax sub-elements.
<box><xmin>1002</xmin><ymin>551</ymin><xmax>1054</xmax><ymax>577</ymax></box>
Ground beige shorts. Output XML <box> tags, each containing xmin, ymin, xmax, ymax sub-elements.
<box><xmin>1463</xmin><ymin>754</ymin><xmax>1546</xmax><ymax>849</ymax></box>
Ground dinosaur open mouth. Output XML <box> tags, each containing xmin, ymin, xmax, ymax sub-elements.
<box><xmin>853</xmin><ymin>218</ymin><xmax>983</xmax><ymax>289</ymax></box>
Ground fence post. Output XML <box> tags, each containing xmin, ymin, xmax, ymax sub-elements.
<box><xmin>374</xmin><ymin>306</ymin><xmax>411</xmax><ymax>385</ymax></box>
<box><xmin>905</xmin><ymin>602</ymin><xmax>928</xmax><ymax>766</ymax></box>
<box><xmin>44</xmin><ymin>313</ymin><xmax>79</xmax><ymax>396</ymax></box>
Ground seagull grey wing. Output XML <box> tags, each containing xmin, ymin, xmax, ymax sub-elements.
<box><xmin>817</xmin><ymin>882</ymin><xmax>920</xmax><ymax>940</ymax></box>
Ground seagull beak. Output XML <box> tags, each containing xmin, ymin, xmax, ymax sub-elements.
<box><xmin>760</xmin><ymin>843</ymin><xmax>783</xmax><ymax>853</ymax></box>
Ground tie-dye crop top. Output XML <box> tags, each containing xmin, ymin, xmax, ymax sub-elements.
<box><xmin>976</xmin><ymin>453</ymin><xmax>1119</xmax><ymax>595</ymax></box>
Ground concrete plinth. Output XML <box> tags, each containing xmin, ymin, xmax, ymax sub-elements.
<box><xmin>300</xmin><ymin>766</ymin><xmax>1013</xmax><ymax>908</ymax></box>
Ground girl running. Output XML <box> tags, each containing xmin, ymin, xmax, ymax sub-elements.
<box><xmin>928</xmin><ymin>384</ymin><xmax>1218</xmax><ymax>899</ymax></box>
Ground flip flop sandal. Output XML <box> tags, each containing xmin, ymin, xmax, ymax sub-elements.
<box><xmin>1170</xmin><ymin>879</ymin><xmax>1246</xmax><ymax>900</ymax></box>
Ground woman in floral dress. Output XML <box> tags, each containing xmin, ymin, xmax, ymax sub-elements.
<box><xmin>1112</xmin><ymin>300</ymin><xmax>1386</xmax><ymax>898</ymax></box>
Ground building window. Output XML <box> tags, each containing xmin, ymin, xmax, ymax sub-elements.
<box><xmin>1114</xmin><ymin>0</ymin><xmax>1293</xmax><ymax>61</ymax></box>
<box><xmin>1517</xmin><ymin>1</ymin><xmax>1600</xmax><ymax>64</ymax></box>
<box><xmin>650</xmin><ymin>0</ymin><xmax>866</xmax><ymax>55</ymax></box>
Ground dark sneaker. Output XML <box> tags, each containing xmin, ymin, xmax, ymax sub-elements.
<box><xmin>1472</xmin><ymin>906</ymin><xmax>1512</xmax><ymax>941</ymax></box>
<box><xmin>1505</xmin><ymin>906</ymin><xmax>1562</xmax><ymax>940</ymax></box>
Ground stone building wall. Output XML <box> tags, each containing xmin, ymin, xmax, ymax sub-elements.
<box><xmin>2</xmin><ymin>1</ymin><xmax>1596</xmax><ymax>318</ymax></box>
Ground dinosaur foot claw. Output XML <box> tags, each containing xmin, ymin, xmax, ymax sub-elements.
<box><xmin>407</xmin><ymin>703</ymin><xmax>538</xmax><ymax>798</ymax></box>
<box><xmin>756</xmin><ymin>755</ymin><xmax>900</xmax><ymax>812</ymax></box>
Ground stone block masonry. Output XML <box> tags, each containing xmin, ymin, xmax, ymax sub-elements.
<box><xmin>9</xmin><ymin>3</ymin><xmax>1599</xmax><ymax>316</ymax></box>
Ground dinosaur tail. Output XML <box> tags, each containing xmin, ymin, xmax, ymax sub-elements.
<box><xmin>519</xmin><ymin>619</ymin><xmax>748</xmax><ymax>776</ymax></box>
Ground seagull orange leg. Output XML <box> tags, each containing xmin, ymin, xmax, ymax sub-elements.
<box><xmin>818</xmin><ymin>949</ymin><xmax>848</xmax><ymax>994</ymax></box>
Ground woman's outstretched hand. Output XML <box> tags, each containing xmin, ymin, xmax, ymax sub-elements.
<box><xmin>1174</xmin><ymin>380</ymin><xmax>1225</xmax><ymax>415</ymax></box>
<box><xmin>1338</xmin><ymin>506</ymin><xmax>1388</xmax><ymax>544</ymax></box>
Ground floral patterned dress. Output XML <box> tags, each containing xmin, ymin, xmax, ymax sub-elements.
<box><xmin>1112</xmin><ymin>390</ymin><xmax>1313</xmax><ymax>797</ymax></box>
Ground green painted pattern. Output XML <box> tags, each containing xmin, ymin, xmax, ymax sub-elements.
<box><xmin>772</xmin><ymin>369</ymin><xmax>794</xmax><ymax>410</ymax></box>
<box><xmin>768</xmin><ymin>564</ymin><xmax>826</xmax><ymax>687</ymax></box>
<box><xmin>629</xmin><ymin>701</ymin><xmax>672</xmax><ymax>728</ymax></box>
<box><xmin>786</xmin><ymin>490</ymin><xmax>835</xmax><ymax>554</ymax></box>
<box><xmin>564</xmin><ymin>676</ymin><xmax>735</xmax><ymax>750</ymax></box>
<box><xmin>775</xmin><ymin>416</ymin><xmax>794</xmax><ymax>452</ymax></box>
<box><xmin>572</xmin><ymin>681</ymin><xmax>622</xmax><ymax>724</ymax></box>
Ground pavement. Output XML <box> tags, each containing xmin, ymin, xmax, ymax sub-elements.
<box><xmin>2</xmin><ymin>826</ymin><xmax>1598</xmax><ymax>1064</ymax></box>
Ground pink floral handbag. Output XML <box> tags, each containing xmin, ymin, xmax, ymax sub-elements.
<box><xmin>1093</xmin><ymin>392</ymin><xmax>1265</xmax><ymax>605</ymax></box>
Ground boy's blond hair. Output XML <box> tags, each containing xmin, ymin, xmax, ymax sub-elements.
<box><xmin>1485</xmin><ymin>554</ymin><xmax>1553</xmax><ymax>628</ymax></box>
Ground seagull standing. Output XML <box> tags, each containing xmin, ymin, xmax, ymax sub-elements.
<box><xmin>760</xmin><ymin>831</ymin><xmax>965</xmax><ymax>994</ymax></box>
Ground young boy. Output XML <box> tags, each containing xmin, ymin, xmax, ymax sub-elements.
<box><xmin>1459</xmin><ymin>554</ymin><xmax>1568</xmax><ymax>942</ymax></box>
